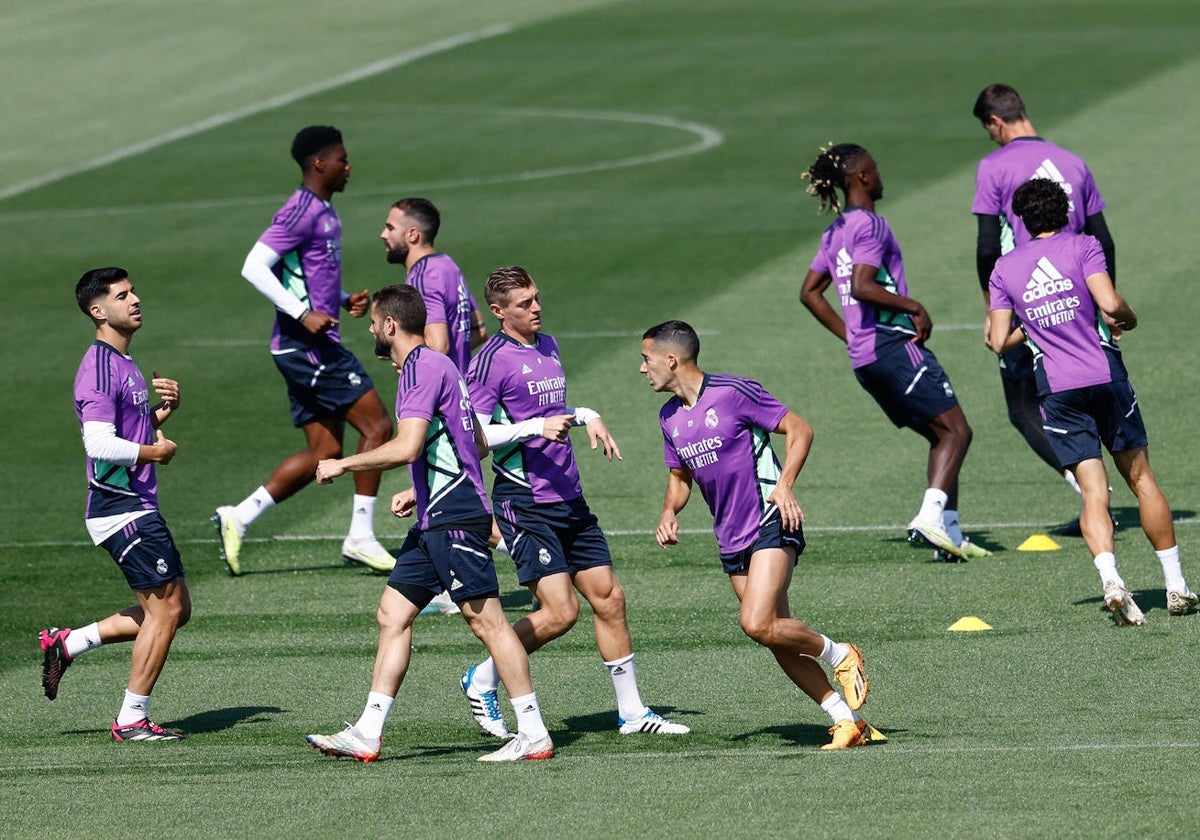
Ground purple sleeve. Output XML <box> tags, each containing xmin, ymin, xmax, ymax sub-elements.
<box><xmin>421</xmin><ymin>276</ymin><xmax>450</xmax><ymax>325</ymax></box>
<box><xmin>1079</xmin><ymin>235</ymin><xmax>1108</xmax><ymax>277</ymax></box>
<box><xmin>466</xmin><ymin>359</ymin><xmax>499</xmax><ymax>416</ymax></box>
<box><xmin>847</xmin><ymin>214</ymin><xmax>884</xmax><ymax>267</ymax></box>
<box><xmin>659</xmin><ymin>409</ymin><xmax>681</xmax><ymax>468</ymax></box>
<box><xmin>1080</xmin><ymin>169</ymin><xmax>1106</xmax><ymax>217</ymax></box>
<box><xmin>988</xmin><ymin>266</ymin><xmax>1014</xmax><ymax>311</ymax></box>
<box><xmin>749</xmin><ymin>387</ymin><xmax>789</xmax><ymax>433</ymax></box>
<box><xmin>398</xmin><ymin>360</ymin><xmax>439</xmax><ymax>422</ymax></box>
<box><xmin>808</xmin><ymin>232</ymin><xmax>832</xmax><ymax>275</ymax></box>
<box><xmin>971</xmin><ymin>159</ymin><xmax>1002</xmax><ymax>215</ymax></box>
<box><xmin>258</xmin><ymin>208</ymin><xmax>308</xmax><ymax>256</ymax></box>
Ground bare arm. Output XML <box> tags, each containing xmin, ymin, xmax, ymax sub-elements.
<box><xmin>849</xmin><ymin>263</ymin><xmax>932</xmax><ymax>342</ymax></box>
<box><xmin>799</xmin><ymin>269</ymin><xmax>847</xmax><ymax>343</ymax></box>
<box><xmin>423</xmin><ymin>322</ymin><xmax>451</xmax><ymax>355</ymax></box>
<box><xmin>986</xmin><ymin>307</ymin><xmax>1026</xmax><ymax>354</ymax></box>
<box><xmin>656</xmin><ymin>466</ymin><xmax>693</xmax><ymax>548</ymax></box>
<box><xmin>1085</xmin><ymin>271</ymin><xmax>1136</xmax><ymax>331</ymax></box>
<box><xmin>764</xmin><ymin>411</ymin><xmax>813</xmax><ymax>532</ymax></box>
<box><xmin>316</xmin><ymin>416</ymin><xmax>428</xmax><ymax>482</ymax></box>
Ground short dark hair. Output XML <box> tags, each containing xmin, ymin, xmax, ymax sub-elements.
<box><xmin>484</xmin><ymin>266</ymin><xmax>535</xmax><ymax>307</ymax></box>
<box><xmin>973</xmin><ymin>84</ymin><xmax>1027</xmax><ymax>124</ymax></box>
<box><xmin>371</xmin><ymin>283</ymin><xmax>427</xmax><ymax>335</ymax></box>
<box><xmin>643</xmin><ymin>320</ymin><xmax>700</xmax><ymax>363</ymax></box>
<box><xmin>76</xmin><ymin>266</ymin><xmax>128</xmax><ymax>317</ymax></box>
<box><xmin>392</xmin><ymin>198</ymin><xmax>441</xmax><ymax>243</ymax></box>
<box><xmin>291</xmin><ymin>125</ymin><xmax>343</xmax><ymax>167</ymax></box>
<box><xmin>802</xmin><ymin>143</ymin><xmax>869</xmax><ymax>214</ymax></box>
<box><xmin>1012</xmin><ymin>178</ymin><xmax>1069</xmax><ymax>236</ymax></box>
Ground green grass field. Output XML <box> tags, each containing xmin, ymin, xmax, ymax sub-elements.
<box><xmin>5</xmin><ymin>0</ymin><xmax>1200</xmax><ymax>836</ymax></box>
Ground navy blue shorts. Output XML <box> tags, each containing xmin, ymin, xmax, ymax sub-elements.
<box><xmin>719</xmin><ymin>516</ymin><xmax>805</xmax><ymax>575</ymax></box>
<box><xmin>272</xmin><ymin>342</ymin><xmax>374</xmax><ymax>427</ymax></box>
<box><xmin>1040</xmin><ymin>380</ymin><xmax>1148</xmax><ymax>469</ymax></box>
<box><xmin>387</xmin><ymin>525</ymin><xmax>499</xmax><ymax>608</ymax></box>
<box><xmin>493</xmin><ymin>494</ymin><xmax>611</xmax><ymax>586</ymax></box>
<box><xmin>99</xmin><ymin>512</ymin><xmax>185</xmax><ymax>591</ymax></box>
<box><xmin>854</xmin><ymin>341</ymin><xmax>959</xmax><ymax>428</ymax></box>
<box><xmin>997</xmin><ymin>344</ymin><xmax>1036</xmax><ymax>382</ymax></box>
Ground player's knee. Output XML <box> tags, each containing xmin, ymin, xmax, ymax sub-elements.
<box><xmin>538</xmin><ymin>596</ymin><xmax>579</xmax><ymax>636</ymax></box>
<box><xmin>738</xmin><ymin>614</ymin><xmax>776</xmax><ymax>646</ymax></box>
<box><xmin>590</xmin><ymin>582</ymin><xmax>627</xmax><ymax>622</ymax></box>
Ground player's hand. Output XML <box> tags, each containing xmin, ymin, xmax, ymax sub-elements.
<box><xmin>151</xmin><ymin>371</ymin><xmax>180</xmax><ymax>411</ymax></box>
<box><xmin>315</xmin><ymin>458</ymin><xmax>344</xmax><ymax>484</ymax></box>
<box><xmin>655</xmin><ymin>511</ymin><xmax>679</xmax><ymax>548</ymax></box>
<box><xmin>910</xmin><ymin>304</ymin><xmax>933</xmax><ymax>343</ymax></box>
<box><xmin>541</xmin><ymin>414</ymin><xmax>574</xmax><ymax>443</ymax></box>
<box><xmin>301</xmin><ymin>309</ymin><xmax>339</xmax><ymax>335</ymax></box>
<box><xmin>766</xmin><ymin>487</ymin><xmax>806</xmax><ymax>532</ymax></box>
<box><xmin>585</xmin><ymin>417</ymin><xmax>622</xmax><ymax>461</ymax></box>
<box><xmin>347</xmin><ymin>290</ymin><xmax>370</xmax><ymax>318</ymax></box>
<box><xmin>391</xmin><ymin>489</ymin><xmax>416</xmax><ymax>518</ymax></box>
<box><xmin>152</xmin><ymin>429</ymin><xmax>178</xmax><ymax>465</ymax></box>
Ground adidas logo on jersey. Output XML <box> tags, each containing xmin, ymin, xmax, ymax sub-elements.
<box><xmin>1022</xmin><ymin>257</ymin><xmax>1074</xmax><ymax>303</ymax></box>
<box><xmin>835</xmin><ymin>247</ymin><xmax>853</xmax><ymax>279</ymax></box>
<box><xmin>1031</xmin><ymin>159</ymin><xmax>1074</xmax><ymax>195</ymax></box>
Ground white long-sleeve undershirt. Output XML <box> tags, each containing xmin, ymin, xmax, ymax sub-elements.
<box><xmin>82</xmin><ymin>421</ymin><xmax>140</xmax><ymax>466</ymax></box>
<box><xmin>241</xmin><ymin>241</ymin><xmax>309</xmax><ymax>320</ymax></box>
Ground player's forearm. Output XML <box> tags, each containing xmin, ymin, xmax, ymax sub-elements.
<box><xmin>337</xmin><ymin>436</ymin><xmax>418</xmax><ymax>473</ymax></box>
<box><xmin>242</xmin><ymin>242</ymin><xmax>308</xmax><ymax>320</ymax></box>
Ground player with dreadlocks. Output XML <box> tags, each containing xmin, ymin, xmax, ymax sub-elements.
<box><xmin>799</xmin><ymin>144</ymin><xmax>987</xmax><ymax>561</ymax></box>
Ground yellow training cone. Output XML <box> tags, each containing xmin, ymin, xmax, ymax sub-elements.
<box><xmin>1018</xmin><ymin>534</ymin><xmax>1060</xmax><ymax>551</ymax></box>
<box><xmin>948</xmin><ymin>616</ymin><xmax>992</xmax><ymax>632</ymax></box>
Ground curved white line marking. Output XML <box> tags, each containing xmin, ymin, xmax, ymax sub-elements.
<box><xmin>0</xmin><ymin>107</ymin><xmax>722</xmax><ymax>222</ymax></box>
<box><xmin>0</xmin><ymin>26</ymin><xmax>514</xmax><ymax>204</ymax></box>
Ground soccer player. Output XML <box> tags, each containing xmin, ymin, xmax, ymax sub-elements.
<box><xmin>458</xmin><ymin>267</ymin><xmax>688</xmax><ymax>739</ymax></box>
<box><xmin>986</xmin><ymin>178</ymin><xmax>1196</xmax><ymax>624</ymax></box>
<box><xmin>39</xmin><ymin>267</ymin><xmax>191</xmax><ymax>741</ymax></box>
<box><xmin>640</xmin><ymin>320</ymin><xmax>879</xmax><ymax>750</ymax></box>
<box><xmin>213</xmin><ymin>125</ymin><xmax>396</xmax><ymax>576</ymax></box>
<box><xmin>306</xmin><ymin>284</ymin><xmax>554</xmax><ymax>762</ymax></box>
<box><xmin>799</xmin><ymin>143</ymin><xmax>985</xmax><ymax>562</ymax></box>
<box><xmin>380</xmin><ymin>196</ymin><xmax>487</xmax><ymax>614</ymax></box>
<box><xmin>972</xmin><ymin>84</ymin><xmax>1117</xmax><ymax>532</ymax></box>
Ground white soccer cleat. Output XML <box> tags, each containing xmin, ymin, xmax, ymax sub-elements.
<box><xmin>306</xmin><ymin>725</ymin><xmax>381</xmax><ymax>762</ymax></box>
<box><xmin>460</xmin><ymin>666</ymin><xmax>510</xmax><ymax>738</ymax></box>
<box><xmin>477</xmin><ymin>732</ymin><xmax>554</xmax><ymax>762</ymax></box>
<box><xmin>342</xmin><ymin>537</ymin><xmax>396</xmax><ymax>573</ymax></box>
<box><xmin>618</xmin><ymin>709</ymin><xmax>690</xmax><ymax>735</ymax></box>
<box><xmin>1103</xmin><ymin>581</ymin><xmax>1145</xmax><ymax>626</ymax></box>
<box><xmin>212</xmin><ymin>506</ymin><xmax>246</xmax><ymax>576</ymax></box>
<box><xmin>421</xmin><ymin>590</ymin><xmax>461</xmax><ymax>615</ymax></box>
<box><xmin>1167</xmin><ymin>588</ymin><xmax>1198</xmax><ymax>617</ymax></box>
<box><xmin>908</xmin><ymin>517</ymin><xmax>966</xmax><ymax>561</ymax></box>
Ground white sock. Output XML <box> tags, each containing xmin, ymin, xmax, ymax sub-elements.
<box><xmin>235</xmin><ymin>486</ymin><xmax>275</xmax><ymax>527</ymax></box>
<box><xmin>816</xmin><ymin>636</ymin><xmax>846</xmax><ymax>668</ymax></box>
<box><xmin>1156</xmin><ymin>546</ymin><xmax>1187</xmax><ymax>592</ymax></box>
<box><xmin>604</xmin><ymin>653</ymin><xmax>648</xmax><ymax>721</ymax></box>
<box><xmin>1063</xmin><ymin>469</ymin><xmax>1081</xmax><ymax>495</ymax></box>
<box><xmin>348</xmin><ymin>494</ymin><xmax>376</xmax><ymax>541</ymax></box>
<box><xmin>510</xmin><ymin>693</ymin><xmax>548</xmax><ymax>741</ymax></box>
<box><xmin>470</xmin><ymin>658</ymin><xmax>500</xmax><ymax>693</ymax></box>
<box><xmin>66</xmin><ymin>622</ymin><xmax>103</xmax><ymax>658</ymax></box>
<box><xmin>820</xmin><ymin>692</ymin><xmax>854</xmax><ymax>725</ymax></box>
<box><xmin>116</xmin><ymin>689</ymin><xmax>151</xmax><ymax>726</ymax></box>
<box><xmin>353</xmin><ymin>691</ymin><xmax>393</xmax><ymax>741</ymax></box>
<box><xmin>917</xmin><ymin>488</ymin><xmax>949</xmax><ymax>524</ymax></box>
<box><xmin>943</xmin><ymin>510</ymin><xmax>964</xmax><ymax>546</ymax></box>
<box><xmin>1094</xmin><ymin>551</ymin><xmax>1122</xmax><ymax>587</ymax></box>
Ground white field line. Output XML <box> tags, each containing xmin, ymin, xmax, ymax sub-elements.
<box><xmin>6</xmin><ymin>517</ymin><xmax>1196</xmax><ymax>550</ymax></box>
<box><xmin>0</xmin><ymin>26</ymin><xmax>514</xmax><ymax>203</ymax></box>
<box><xmin>5</xmin><ymin>739</ymin><xmax>1200</xmax><ymax>775</ymax></box>
<box><xmin>0</xmin><ymin>105</ymin><xmax>722</xmax><ymax>223</ymax></box>
<box><xmin>179</xmin><ymin>329</ymin><xmax>721</xmax><ymax>347</ymax></box>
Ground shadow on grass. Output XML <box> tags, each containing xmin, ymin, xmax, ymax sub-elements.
<box><xmin>172</xmin><ymin>705</ymin><xmax>286</xmax><ymax>734</ymax></box>
<box><xmin>1074</xmin><ymin>587</ymin><xmax>1187</xmax><ymax>618</ymax></box>
<box><xmin>732</xmin><ymin>721</ymin><xmax>901</xmax><ymax>749</ymax></box>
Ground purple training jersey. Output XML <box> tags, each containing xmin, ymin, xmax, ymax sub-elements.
<box><xmin>257</xmin><ymin>187</ymin><xmax>344</xmax><ymax>349</ymax></box>
<box><xmin>658</xmin><ymin>374</ymin><xmax>789</xmax><ymax>555</ymax></box>
<box><xmin>809</xmin><ymin>208</ymin><xmax>917</xmax><ymax>368</ymax></box>
<box><xmin>989</xmin><ymin>231</ymin><xmax>1123</xmax><ymax>395</ymax></box>
<box><xmin>467</xmin><ymin>332</ymin><xmax>583</xmax><ymax>504</ymax></box>
<box><xmin>396</xmin><ymin>346</ymin><xmax>491</xmax><ymax>530</ymax></box>
<box><xmin>74</xmin><ymin>341</ymin><xmax>158</xmax><ymax>518</ymax></box>
<box><xmin>972</xmin><ymin>137</ymin><xmax>1105</xmax><ymax>253</ymax></box>
<box><xmin>406</xmin><ymin>253</ymin><xmax>480</xmax><ymax>373</ymax></box>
